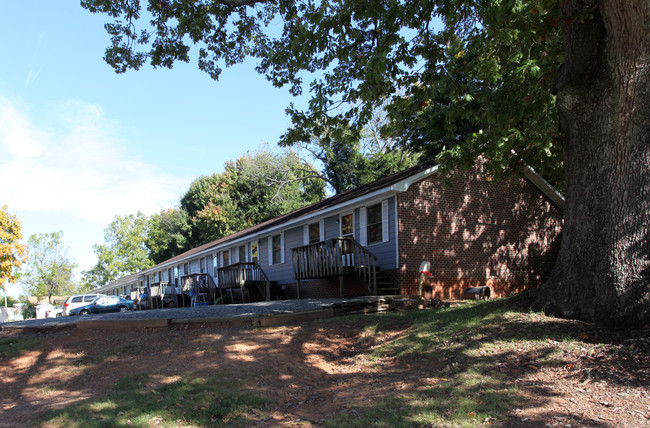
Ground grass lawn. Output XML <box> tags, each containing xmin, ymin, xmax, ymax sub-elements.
<box><xmin>2</xmin><ymin>296</ymin><xmax>648</xmax><ymax>427</ymax></box>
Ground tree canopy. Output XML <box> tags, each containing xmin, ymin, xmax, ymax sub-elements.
<box><xmin>146</xmin><ymin>207</ymin><xmax>191</xmax><ymax>264</ymax></box>
<box><xmin>180</xmin><ymin>149</ymin><xmax>326</xmax><ymax>249</ymax></box>
<box><xmin>82</xmin><ymin>0</ymin><xmax>650</xmax><ymax>327</ymax></box>
<box><xmin>286</xmin><ymin>106</ymin><xmax>422</xmax><ymax>193</ymax></box>
<box><xmin>23</xmin><ymin>231</ymin><xmax>78</xmax><ymax>304</ymax></box>
<box><xmin>82</xmin><ymin>212</ymin><xmax>154</xmax><ymax>288</ymax></box>
<box><xmin>0</xmin><ymin>205</ymin><xmax>28</xmax><ymax>307</ymax></box>
<box><xmin>81</xmin><ymin>0</ymin><xmax>563</xmax><ymax>185</ymax></box>
<box><xmin>141</xmin><ymin>149</ymin><xmax>327</xmax><ymax>265</ymax></box>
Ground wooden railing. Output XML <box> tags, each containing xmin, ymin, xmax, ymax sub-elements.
<box><xmin>181</xmin><ymin>274</ymin><xmax>210</xmax><ymax>293</ymax></box>
<box><xmin>148</xmin><ymin>281</ymin><xmax>179</xmax><ymax>308</ymax></box>
<box><xmin>292</xmin><ymin>237</ymin><xmax>378</xmax><ymax>295</ymax></box>
<box><xmin>149</xmin><ymin>281</ymin><xmax>173</xmax><ymax>297</ymax></box>
<box><xmin>217</xmin><ymin>262</ymin><xmax>271</xmax><ymax>302</ymax></box>
<box><xmin>218</xmin><ymin>262</ymin><xmax>270</xmax><ymax>288</ymax></box>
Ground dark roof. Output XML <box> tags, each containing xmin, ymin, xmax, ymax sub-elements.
<box><xmin>147</xmin><ymin>159</ymin><xmax>438</xmax><ymax>270</ymax></box>
<box><xmin>103</xmin><ymin>271</ymin><xmax>145</xmax><ymax>289</ymax></box>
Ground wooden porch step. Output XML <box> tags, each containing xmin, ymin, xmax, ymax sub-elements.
<box><xmin>375</xmin><ymin>270</ymin><xmax>399</xmax><ymax>295</ymax></box>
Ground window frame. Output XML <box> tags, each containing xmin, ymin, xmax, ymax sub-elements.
<box><xmin>304</xmin><ymin>220</ymin><xmax>325</xmax><ymax>245</ymax></box>
<box><xmin>268</xmin><ymin>232</ymin><xmax>285</xmax><ymax>265</ymax></box>
<box><xmin>366</xmin><ymin>203</ymin><xmax>383</xmax><ymax>245</ymax></box>
<box><xmin>360</xmin><ymin>199</ymin><xmax>389</xmax><ymax>246</ymax></box>
<box><xmin>250</xmin><ymin>240</ymin><xmax>259</xmax><ymax>263</ymax></box>
<box><xmin>339</xmin><ymin>212</ymin><xmax>354</xmax><ymax>238</ymax></box>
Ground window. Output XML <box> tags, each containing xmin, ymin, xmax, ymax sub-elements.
<box><xmin>340</xmin><ymin>213</ymin><xmax>354</xmax><ymax>237</ymax></box>
<box><xmin>183</xmin><ymin>263</ymin><xmax>189</xmax><ymax>275</ymax></box>
<box><xmin>269</xmin><ymin>233</ymin><xmax>284</xmax><ymax>265</ymax></box>
<box><xmin>222</xmin><ymin>250</ymin><xmax>230</xmax><ymax>267</ymax></box>
<box><xmin>367</xmin><ymin>203</ymin><xmax>383</xmax><ymax>244</ymax></box>
<box><xmin>167</xmin><ymin>268</ymin><xmax>172</xmax><ymax>282</ymax></box>
<box><xmin>304</xmin><ymin>220</ymin><xmax>324</xmax><ymax>245</ymax></box>
<box><xmin>200</xmin><ymin>258</ymin><xmax>205</xmax><ymax>273</ymax></box>
<box><xmin>272</xmin><ymin>235</ymin><xmax>282</xmax><ymax>264</ymax></box>
<box><xmin>238</xmin><ymin>245</ymin><xmax>246</xmax><ymax>263</ymax></box>
<box><xmin>308</xmin><ymin>222</ymin><xmax>320</xmax><ymax>244</ymax></box>
<box><xmin>361</xmin><ymin>200</ymin><xmax>388</xmax><ymax>245</ymax></box>
<box><xmin>250</xmin><ymin>241</ymin><xmax>259</xmax><ymax>263</ymax></box>
<box><xmin>213</xmin><ymin>255</ymin><xmax>218</xmax><ymax>276</ymax></box>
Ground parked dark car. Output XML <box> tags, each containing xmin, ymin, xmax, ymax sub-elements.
<box><xmin>68</xmin><ymin>296</ymin><xmax>135</xmax><ymax>315</ymax></box>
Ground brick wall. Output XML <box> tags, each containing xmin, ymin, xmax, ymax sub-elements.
<box><xmin>397</xmin><ymin>166</ymin><xmax>563</xmax><ymax>299</ymax></box>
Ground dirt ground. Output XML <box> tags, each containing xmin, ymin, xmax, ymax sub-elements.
<box><xmin>1</xmin><ymin>315</ymin><xmax>649</xmax><ymax>427</ymax></box>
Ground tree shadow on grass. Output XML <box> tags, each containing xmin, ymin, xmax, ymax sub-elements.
<box><xmin>5</xmin><ymin>297</ymin><xmax>648</xmax><ymax>427</ymax></box>
<box><xmin>39</xmin><ymin>370</ymin><xmax>270</xmax><ymax>428</ymax></box>
<box><xmin>315</xmin><ymin>298</ymin><xmax>648</xmax><ymax>427</ymax></box>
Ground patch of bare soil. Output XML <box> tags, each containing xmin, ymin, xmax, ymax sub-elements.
<box><xmin>1</xmin><ymin>317</ymin><xmax>649</xmax><ymax>427</ymax></box>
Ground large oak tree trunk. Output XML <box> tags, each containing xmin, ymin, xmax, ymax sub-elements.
<box><xmin>542</xmin><ymin>0</ymin><xmax>649</xmax><ymax>327</ymax></box>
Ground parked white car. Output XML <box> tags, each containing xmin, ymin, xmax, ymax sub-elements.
<box><xmin>35</xmin><ymin>303</ymin><xmax>54</xmax><ymax>320</ymax></box>
<box><xmin>62</xmin><ymin>293</ymin><xmax>106</xmax><ymax>316</ymax></box>
<box><xmin>45</xmin><ymin>306</ymin><xmax>64</xmax><ymax>318</ymax></box>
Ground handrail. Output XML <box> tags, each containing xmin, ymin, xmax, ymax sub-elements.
<box><xmin>205</xmin><ymin>273</ymin><xmax>218</xmax><ymax>304</ymax></box>
<box><xmin>180</xmin><ymin>273</ymin><xmax>209</xmax><ymax>293</ymax></box>
<box><xmin>149</xmin><ymin>281</ymin><xmax>172</xmax><ymax>297</ymax></box>
<box><xmin>217</xmin><ymin>262</ymin><xmax>270</xmax><ymax>288</ymax></box>
<box><xmin>291</xmin><ymin>237</ymin><xmax>377</xmax><ymax>294</ymax></box>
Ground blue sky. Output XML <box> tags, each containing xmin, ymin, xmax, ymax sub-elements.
<box><xmin>0</xmin><ymin>1</ymin><xmax>304</xmax><ymax>297</ymax></box>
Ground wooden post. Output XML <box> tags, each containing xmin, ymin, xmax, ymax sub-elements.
<box><xmin>372</xmin><ymin>260</ymin><xmax>377</xmax><ymax>295</ymax></box>
<box><xmin>265</xmin><ymin>281</ymin><xmax>270</xmax><ymax>301</ymax></box>
<box><xmin>337</xmin><ymin>238</ymin><xmax>344</xmax><ymax>298</ymax></box>
<box><xmin>296</xmin><ymin>279</ymin><xmax>301</xmax><ymax>299</ymax></box>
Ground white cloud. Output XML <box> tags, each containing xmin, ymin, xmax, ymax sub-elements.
<box><xmin>0</xmin><ymin>95</ymin><xmax>188</xmax><ymax>225</ymax></box>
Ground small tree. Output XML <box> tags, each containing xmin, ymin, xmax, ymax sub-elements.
<box><xmin>146</xmin><ymin>208</ymin><xmax>191</xmax><ymax>265</ymax></box>
<box><xmin>0</xmin><ymin>206</ymin><xmax>28</xmax><ymax>309</ymax></box>
<box><xmin>2</xmin><ymin>295</ymin><xmax>19</xmax><ymax>307</ymax></box>
<box><xmin>180</xmin><ymin>149</ymin><xmax>326</xmax><ymax>248</ymax></box>
<box><xmin>23</xmin><ymin>231</ymin><xmax>77</xmax><ymax>304</ymax></box>
<box><xmin>82</xmin><ymin>212</ymin><xmax>154</xmax><ymax>289</ymax></box>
